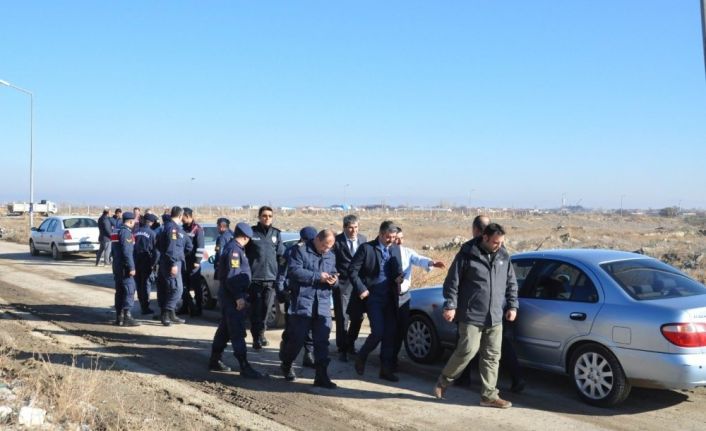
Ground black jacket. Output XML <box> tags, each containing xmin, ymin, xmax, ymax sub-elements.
<box><xmin>333</xmin><ymin>232</ymin><xmax>367</xmax><ymax>280</ymax></box>
<box><xmin>245</xmin><ymin>223</ymin><xmax>284</xmax><ymax>282</ymax></box>
<box><xmin>442</xmin><ymin>237</ymin><xmax>519</xmax><ymax>327</ymax></box>
<box><xmin>349</xmin><ymin>239</ymin><xmax>403</xmax><ymax>300</ymax></box>
<box><xmin>98</xmin><ymin>214</ymin><xmax>112</xmax><ymax>241</ymax></box>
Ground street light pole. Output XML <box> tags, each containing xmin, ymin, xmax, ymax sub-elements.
<box><xmin>0</xmin><ymin>79</ymin><xmax>34</xmax><ymax>231</ymax></box>
<box><xmin>620</xmin><ymin>194</ymin><xmax>626</xmax><ymax>217</ymax></box>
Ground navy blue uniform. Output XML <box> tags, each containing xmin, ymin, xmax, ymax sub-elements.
<box><xmin>213</xmin><ymin>229</ymin><xmax>233</xmax><ymax>280</ymax></box>
<box><xmin>156</xmin><ymin>219</ymin><xmax>190</xmax><ymax>312</ymax></box>
<box><xmin>181</xmin><ymin>222</ymin><xmax>205</xmax><ymax>314</ymax></box>
<box><xmin>211</xmin><ymin>239</ymin><xmax>251</xmax><ymax>359</ymax></box>
<box><xmin>112</xmin><ymin>225</ymin><xmax>136</xmax><ymax>313</ymax></box>
<box><xmin>245</xmin><ymin>223</ymin><xmax>285</xmax><ymax>342</ymax></box>
<box><xmin>281</xmin><ymin>240</ymin><xmax>337</xmax><ymax>365</ymax></box>
<box><xmin>275</xmin><ymin>244</ymin><xmax>313</xmax><ymax>357</ymax></box>
<box><xmin>134</xmin><ymin>224</ymin><xmax>159</xmax><ymax>312</ymax></box>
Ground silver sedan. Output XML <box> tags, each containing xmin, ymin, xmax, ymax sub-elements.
<box><xmin>405</xmin><ymin>249</ymin><xmax>706</xmax><ymax>406</ymax></box>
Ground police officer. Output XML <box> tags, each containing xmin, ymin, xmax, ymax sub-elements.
<box><xmin>112</xmin><ymin>211</ymin><xmax>139</xmax><ymax>327</ymax></box>
<box><xmin>245</xmin><ymin>206</ymin><xmax>284</xmax><ymax>349</ymax></box>
<box><xmin>134</xmin><ymin>213</ymin><xmax>159</xmax><ymax>315</ymax></box>
<box><xmin>280</xmin><ymin>229</ymin><xmax>338</xmax><ymax>389</ymax></box>
<box><xmin>275</xmin><ymin>226</ymin><xmax>317</xmax><ymax>368</ymax></box>
<box><xmin>180</xmin><ymin>208</ymin><xmax>205</xmax><ymax>317</ymax></box>
<box><xmin>156</xmin><ymin>206</ymin><xmax>192</xmax><ymax>326</ymax></box>
<box><xmin>213</xmin><ymin>217</ymin><xmax>233</xmax><ymax>282</ymax></box>
<box><xmin>209</xmin><ymin>222</ymin><xmax>264</xmax><ymax>379</ymax></box>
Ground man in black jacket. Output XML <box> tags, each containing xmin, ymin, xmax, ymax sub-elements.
<box><xmin>332</xmin><ymin>214</ymin><xmax>367</xmax><ymax>362</ymax></box>
<box><xmin>433</xmin><ymin>223</ymin><xmax>518</xmax><ymax>409</ymax></box>
<box><xmin>245</xmin><ymin>206</ymin><xmax>284</xmax><ymax>349</ymax></box>
<box><xmin>349</xmin><ymin>220</ymin><xmax>403</xmax><ymax>382</ymax></box>
<box><xmin>96</xmin><ymin>209</ymin><xmax>113</xmax><ymax>266</ymax></box>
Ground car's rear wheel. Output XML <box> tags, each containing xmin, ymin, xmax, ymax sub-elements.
<box><xmin>202</xmin><ymin>279</ymin><xmax>217</xmax><ymax>310</ymax></box>
<box><xmin>29</xmin><ymin>240</ymin><xmax>39</xmax><ymax>256</ymax></box>
<box><xmin>51</xmin><ymin>243</ymin><xmax>63</xmax><ymax>260</ymax></box>
<box><xmin>405</xmin><ymin>313</ymin><xmax>442</xmax><ymax>364</ymax></box>
<box><xmin>570</xmin><ymin>343</ymin><xmax>631</xmax><ymax>407</ymax></box>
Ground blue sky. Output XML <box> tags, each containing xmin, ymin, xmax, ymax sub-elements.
<box><xmin>1</xmin><ymin>1</ymin><xmax>705</xmax><ymax>209</ymax></box>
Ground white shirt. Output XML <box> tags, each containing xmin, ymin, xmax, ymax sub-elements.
<box><xmin>399</xmin><ymin>246</ymin><xmax>434</xmax><ymax>294</ymax></box>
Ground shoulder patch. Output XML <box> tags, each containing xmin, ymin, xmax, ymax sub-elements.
<box><xmin>271</xmin><ymin>236</ymin><xmax>277</xmax><ymax>244</ymax></box>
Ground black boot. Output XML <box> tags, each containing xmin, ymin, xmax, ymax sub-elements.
<box><xmin>236</xmin><ymin>356</ymin><xmax>263</xmax><ymax>379</ymax></box>
<box><xmin>379</xmin><ymin>367</ymin><xmax>399</xmax><ymax>382</ymax></box>
<box><xmin>259</xmin><ymin>334</ymin><xmax>269</xmax><ymax>347</ymax></box>
<box><xmin>208</xmin><ymin>354</ymin><xmax>231</xmax><ymax>372</ymax></box>
<box><xmin>115</xmin><ymin>311</ymin><xmax>124</xmax><ymax>326</ymax></box>
<box><xmin>160</xmin><ymin>310</ymin><xmax>171</xmax><ymax>327</ymax></box>
<box><xmin>313</xmin><ymin>360</ymin><xmax>337</xmax><ymax>389</ymax></box>
<box><xmin>123</xmin><ymin>310</ymin><xmax>140</xmax><ymax>327</ymax></box>
<box><xmin>280</xmin><ymin>361</ymin><xmax>296</xmax><ymax>381</ymax></box>
<box><xmin>302</xmin><ymin>351</ymin><xmax>315</xmax><ymax>368</ymax></box>
<box><xmin>168</xmin><ymin>310</ymin><xmax>185</xmax><ymax>324</ymax></box>
<box><xmin>354</xmin><ymin>355</ymin><xmax>365</xmax><ymax>376</ymax></box>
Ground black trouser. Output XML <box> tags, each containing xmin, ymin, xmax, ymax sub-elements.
<box><xmin>181</xmin><ymin>262</ymin><xmax>203</xmax><ymax>313</ymax></box>
<box><xmin>281</xmin><ymin>308</ymin><xmax>328</xmax><ymax>365</ymax></box>
<box><xmin>345</xmin><ymin>293</ymin><xmax>366</xmax><ymax>352</ymax></box>
<box><xmin>281</xmin><ymin>301</ymin><xmax>313</xmax><ymax>354</ymax></box>
<box><xmin>249</xmin><ymin>280</ymin><xmax>275</xmax><ymax>341</ymax></box>
<box><xmin>392</xmin><ymin>293</ymin><xmax>411</xmax><ymax>367</ymax></box>
<box><xmin>332</xmin><ymin>279</ymin><xmax>353</xmax><ymax>352</ymax></box>
<box><xmin>134</xmin><ymin>255</ymin><xmax>155</xmax><ymax>311</ymax></box>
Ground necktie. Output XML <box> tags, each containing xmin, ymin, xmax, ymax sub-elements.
<box><xmin>349</xmin><ymin>239</ymin><xmax>356</xmax><ymax>255</ymax></box>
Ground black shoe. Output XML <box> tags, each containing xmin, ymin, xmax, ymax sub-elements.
<box><xmin>208</xmin><ymin>359</ymin><xmax>231</xmax><ymax>372</ymax></box>
<box><xmin>115</xmin><ymin>312</ymin><xmax>124</xmax><ymax>326</ymax></box>
<box><xmin>278</xmin><ymin>341</ymin><xmax>285</xmax><ymax>362</ymax></box>
<box><xmin>260</xmin><ymin>336</ymin><xmax>269</xmax><ymax>347</ymax></box>
<box><xmin>240</xmin><ymin>363</ymin><xmax>263</xmax><ymax>379</ymax></box>
<box><xmin>168</xmin><ymin>310</ymin><xmax>185</xmax><ymax>324</ymax></box>
<box><xmin>338</xmin><ymin>351</ymin><xmax>348</xmax><ymax>362</ymax></box>
<box><xmin>379</xmin><ymin>369</ymin><xmax>399</xmax><ymax>382</ymax></box>
<box><xmin>511</xmin><ymin>378</ymin><xmax>526</xmax><ymax>393</ymax></box>
<box><xmin>302</xmin><ymin>352</ymin><xmax>315</xmax><ymax>368</ymax></box>
<box><xmin>141</xmin><ymin>307</ymin><xmax>154</xmax><ymax>315</ymax></box>
<box><xmin>313</xmin><ymin>362</ymin><xmax>337</xmax><ymax>389</ymax></box>
<box><xmin>252</xmin><ymin>339</ymin><xmax>263</xmax><ymax>350</ymax></box>
<box><xmin>281</xmin><ymin>363</ymin><xmax>296</xmax><ymax>381</ymax></box>
<box><xmin>160</xmin><ymin>311</ymin><xmax>171</xmax><ymax>327</ymax></box>
<box><xmin>354</xmin><ymin>356</ymin><xmax>365</xmax><ymax>376</ymax></box>
<box><xmin>123</xmin><ymin>310</ymin><xmax>140</xmax><ymax>327</ymax></box>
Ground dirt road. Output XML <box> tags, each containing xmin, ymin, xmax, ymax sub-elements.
<box><xmin>1</xmin><ymin>240</ymin><xmax>705</xmax><ymax>430</ymax></box>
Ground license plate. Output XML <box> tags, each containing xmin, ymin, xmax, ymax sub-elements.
<box><xmin>79</xmin><ymin>243</ymin><xmax>93</xmax><ymax>249</ymax></box>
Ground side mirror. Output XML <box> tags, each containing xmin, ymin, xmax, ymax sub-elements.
<box><xmin>208</xmin><ymin>256</ymin><xmax>215</xmax><ymax>264</ymax></box>
<box><xmin>30</xmin><ymin>227</ymin><xmax>38</xmax><ymax>232</ymax></box>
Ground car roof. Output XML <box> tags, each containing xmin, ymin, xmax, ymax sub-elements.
<box><xmin>513</xmin><ymin>248</ymin><xmax>652</xmax><ymax>266</ymax></box>
<box><xmin>49</xmin><ymin>215</ymin><xmax>94</xmax><ymax>220</ymax></box>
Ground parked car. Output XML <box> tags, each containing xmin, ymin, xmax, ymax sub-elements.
<box><xmin>29</xmin><ymin>215</ymin><xmax>100</xmax><ymax>259</ymax></box>
<box><xmin>405</xmin><ymin>249</ymin><xmax>706</xmax><ymax>407</ymax></box>
<box><xmin>200</xmin><ymin>229</ymin><xmax>299</xmax><ymax>328</ymax></box>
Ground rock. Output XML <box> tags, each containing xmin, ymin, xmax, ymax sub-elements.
<box><xmin>0</xmin><ymin>405</ymin><xmax>12</xmax><ymax>421</ymax></box>
<box><xmin>672</xmin><ymin>231</ymin><xmax>686</xmax><ymax>238</ymax></box>
<box><xmin>18</xmin><ymin>406</ymin><xmax>46</xmax><ymax>427</ymax></box>
<box><xmin>0</xmin><ymin>387</ymin><xmax>14</xmax><ymax>401</ymax></box>
<box><xmin>422</xmin><ymin>245</ymin><xmax>433</xmax><ymax>251</ymax></box>
<box><xmin>559</xmin><ymin>233</ymin><xmax>571</xmax><ymax>243</ymax></box>
<box><xmin>695</xmin><ymin>254</ymin><xmax>704</xmax><ymax>265</ymax></box>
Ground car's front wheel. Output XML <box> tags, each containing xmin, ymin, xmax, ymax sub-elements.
<box><xmin>404</xmin><ymin>313</ymin><xmax>442</xmax><ymax>364</ymax></box>
<box><xmin>51</xmin><ymin>243</ymin><xmax>63</xmax><ymax>260</ymax></box>
<box><xmin>570</xmin><ymin>343</ymin><xmax>631</xmax><ymax>407</ymax></box>
<box><xmin>29</xmin><ymin>240</ymin><xmax>39</xmax><ymax>256</ymax></box>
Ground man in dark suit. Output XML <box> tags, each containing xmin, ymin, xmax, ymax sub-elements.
<box><xmin>349</xmin><ymin>220</ymin><xmax>403</xmax><ymax>382</ymax></box>
<box><xmin>96</xmin><ymin>209</ymin><xmax>113</xmax><ymax>266</ymax></box>
<box><xmin>332</xmin><ymin>214</ymin><xmax>367</xmax><ymax>362</ymax></box>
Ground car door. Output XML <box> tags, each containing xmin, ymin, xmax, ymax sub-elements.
<box><xmin>34</xmin><ymin>219</ymin><xmax>52</xmax><ymax>250</ymax></box>
<box><xmin>514</xmin><ymin>258</ymin><xmax>603</xmax><ymax>367</ymax></box>
<box><xmin>45</xmin><ymin>219</ymin><xmax>59</xmax><ymax>248</ymax></box>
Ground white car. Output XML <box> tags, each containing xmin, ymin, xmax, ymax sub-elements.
<box><xmin>29</xmin><ymin>215</ymin><xmax>100</xmax><ymax>260</ymax></box>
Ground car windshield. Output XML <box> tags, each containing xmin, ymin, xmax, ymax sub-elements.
<box><xmin>601</xmin><ymin>259</ymin><xmax>706</xmax><ymax>300</ymax></box>
<box><xmin>63</xmin><ymin>218</ymin><xmax>98</xmax><ymax>229</ymax></box>
<box><xmin>203</xmin><ymin>226</ymin><xmax>219</xmax><ymax>244</ymax></box>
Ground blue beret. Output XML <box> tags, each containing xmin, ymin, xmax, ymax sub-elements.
<box><xmin>235</xmin><ymin>222</ymin><xmax>254</xmax><ymax>239</ymax></box>
<box><xmin>217</xmin><ymin>217</ymin><xmax>230</xmax><ymax>226</ymax></box>
<box><xmin>144</xmin><ymin>213</ymin><xmax>158</xmax><ymax>223</ymax></box>
<box><xmin>122</xmin><ymin>212</ymin><xmax>135</xmax><ymax>221</ymax></box>
<box><xmin>299</xmin><ymin>226</ymin><xmax>317</xmax><ymax>241</ymax></box>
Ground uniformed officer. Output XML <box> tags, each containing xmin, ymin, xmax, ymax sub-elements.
<box><xmin>209</xmin><ymin>222</ymin><xmax>264</xmax><ymax>379</ymax></box>
<box><xmin>112</xmin><ymin>211</ymin><xmax>139</xmax><ymax>327</ymax></box>
<box><xmin>213</xmin><ymin>217</ymin><xmax>233</xmax><ymax>282</ymax></box>
<box><xmin>180</xmin><ymin>208</ymin><xmax>205</xmax><ymax>317</ymax></box>
<box><xmin>245</xmin><ymin>206</ymin><xmax>285</xmax><ymax>349</ymax></box>
<box><xmin>134</xmin><ymin>213</ymin><xmax>159</xmax><ymax>315</ymax></box>
<box><xmin>275</xmin><ymin>226</ymin><xmax>317</xmax><ymax>368</ymax></box>
<box><xmin>156</xmin><ymin>206</ymin><xmax>193</xmax><ymax>326</ymax></box>
<box><xmin>280</xmin><ymin>229</ymin><xmax>338</xmax><ymax>389</ymax></box>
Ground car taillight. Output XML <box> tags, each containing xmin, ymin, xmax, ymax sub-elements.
<box><xmin>661</xmin><ymin>323</ymin><xmax>706</xmax><ymax>348</ymax></box>
<box><xmin>63</xmin><ymin>230</ymin><xmax>72</xmax><ymax>240</ymax></box>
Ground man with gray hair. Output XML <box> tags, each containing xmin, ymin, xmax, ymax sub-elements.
<box><xmin>332</xmin><ymin>214</ymin><xmax>367</xmax><ymax>362</ymax></box>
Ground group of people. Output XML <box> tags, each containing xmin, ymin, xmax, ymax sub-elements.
<box><xmin>104</xmin><ymin>204</ymin><xmax>523</xmax><ymax>409</ymax></box>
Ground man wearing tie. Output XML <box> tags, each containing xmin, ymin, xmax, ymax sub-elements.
<box><xmin>349</xmin><ymin>220</ymin><xmax>403</xmax><ymax>382</ymax></box>
<box><xmin>332</xmin><ymin>215</ymin><xmax>367</xmax><ymax>362</ymax></box>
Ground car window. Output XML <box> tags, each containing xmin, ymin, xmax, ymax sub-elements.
<box><xmin>601</xmin><ymin>259</ymin><xmax>706</xmax><ymax>300</ymax></box>
<box><xmin>524</xmin><ymin>260</ymin><xmax>599</xmax><ymax>303</ymax></box>
<box><xmin>511</xmin><ymin>259</ymin><xmax>534</xmax><ymax>293</ymax></box>
<box><xmin>202</xmin><ymin>226</ymin><xmax>219</xmax><ymax>244</ymax></box>
<box><xmin>63</xmin><ymin>218</ymin><xmax>98</xmax><ymax>229</ymax></box>
<box><xmin>38</xmin><ymin>219</ymin><xmax>51</xmax><ymax>232</ymax></box>
<box><xmin>47</xmin><ymin>219</ymin><xmax>58</xmax><ymax>232</ymax></box>
<box><xmin>283</xmin><ymin>239</ymin><xmax>299</xmax><ymax>250</ymax></box>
